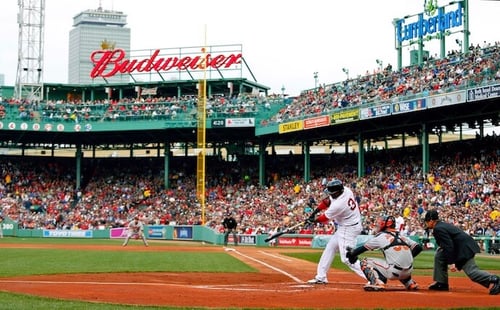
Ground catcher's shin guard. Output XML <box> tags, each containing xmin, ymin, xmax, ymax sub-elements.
<box><xmin>360</xmin><ymin>258</ymin><xmax>383</xmax><ymax>285</ymax></box>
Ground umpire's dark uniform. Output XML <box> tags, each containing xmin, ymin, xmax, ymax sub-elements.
<box><xmin>223</xmin><ymin>214</ymin><xmax>238</xmax><ymax>246</ymax></box>
<box><xmin>425</xmin><ymin>210</ymin><xmax>499</xmax><ymax>294</ymax></box>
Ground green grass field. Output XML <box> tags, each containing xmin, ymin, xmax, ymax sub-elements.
<box><xmin>0</xmin><ymin>237</ymin><xmax>498</xmax><ymax>310</ymax></box>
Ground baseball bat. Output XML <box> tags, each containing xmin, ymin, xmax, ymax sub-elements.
<box><xmin>265</xmin><ymin>221</ymin><xmax>305</xmax><ymax>242</ymax></box>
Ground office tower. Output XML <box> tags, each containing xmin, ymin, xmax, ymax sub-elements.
<box><xmin>68</xmin><ymin>5</ymin><xmax>130</xmax><ymax>84</ymax></box>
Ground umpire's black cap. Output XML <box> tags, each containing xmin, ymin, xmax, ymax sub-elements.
<box><xmin>424</xmin><ymin>209</ymin><xmax>439</xmax><ymax>222</ymax></box>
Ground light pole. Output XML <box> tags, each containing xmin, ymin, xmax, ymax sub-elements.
<box><xmin>376</xmin><ymin>59</ymin><xmax>383</xmax><ymax>71</ymax></box>
<box><xmin>313</xmin><ymin>72</ymin><xmax>318</xmax><ymax>89</ymax></box>
<box><xmin>281</xmin><ymin>85</ymin><xmax>285</xmax><ymax>97</ymax></box>
<box><xmin>342</xmin><ymin>68</ymin><xmax>349</xmax><ymax>80</ymax></box>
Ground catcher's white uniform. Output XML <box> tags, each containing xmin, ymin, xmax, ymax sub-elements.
<box><xmin>361</xmin><ymin>231</ymin><xmax>419</xmax><ymax>284</ymax></box>
<box><xmin>122</xmin><ymin>218</ymin><xmax>149</xmax><ymax>247</ymax></box>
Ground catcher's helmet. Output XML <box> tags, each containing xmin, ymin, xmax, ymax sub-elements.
<box><xmin>324</xmin><ymin>179</ymin><xmax>344</xmax><ymax>197</ymax></box>
<box><xmin>377</xmin><ymin>215</ymin><xmax>396</xmax><ymax>232</ymax></box>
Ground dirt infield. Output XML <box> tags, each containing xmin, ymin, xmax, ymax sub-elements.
<box><xmin>0</xmin><ymin>243</ymin><xmax>498</xmax><ymax>309</ymax></box>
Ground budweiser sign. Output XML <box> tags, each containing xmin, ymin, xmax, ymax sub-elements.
<box><xmin>90</xmin><ymin>48</ymin><xmax>242</xmax><ymax>79</ymax></box>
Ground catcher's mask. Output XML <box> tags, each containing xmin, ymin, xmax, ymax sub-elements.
<box><xmin>377</xmin><ymin>215</ymin><xmax>396</xmax><ymax>232</ymax></box>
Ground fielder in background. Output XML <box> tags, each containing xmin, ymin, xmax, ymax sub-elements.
<box><xmin>424</xmin><ymin>209</ymin><xmax>499</xmax><ymax>295</ymax></box>
<box><xmin>122</xmin><ymin>216</ymin><xmax>149</xmax><ymax>247</ymax></box>
<box><xmin>222</xmin><ymin>213</ymin><xmax>238</xmax><ymax>246</ymax></box>
<box><xmin>306</xmin><ymin>179</ymin><xmax>366</xmax><ymax>284</ymax></box>
<box><xmin>346</xmin><ymin>215</ymin><xmax>423</xmax><ymax>291</ymax></box>
<box><xmin>0</xmin><ymin>214</ymin><xmax>4</xmax><ymax>238</ymax></box>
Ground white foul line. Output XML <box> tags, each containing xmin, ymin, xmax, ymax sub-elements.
<box><xmin>258</xmin><ymin>250</ymin><xmax>293</xmax><ymax>262</ymax></box>
<box><xmin>231</xmin><ymin>249</ymin><xmax>303</xmax><ymax>283</ymax></box>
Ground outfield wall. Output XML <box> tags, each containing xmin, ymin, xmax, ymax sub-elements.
<box><xmin>1</xmin><ymin>220</ymin><xmax>498</xmax><ymax>253</ymax></box>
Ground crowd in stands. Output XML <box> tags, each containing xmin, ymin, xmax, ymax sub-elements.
<box><xmin>261</xmin><ymin>41</ymin><xmax>500</xmax><ymax>125</ymax></box>
<box><xmin>0</xmin><ymin>41</ymin><xmax>499</xmax><ymax>250</ymax></box>
<box><xmin>0</xmin><ymin>134</ymin><xmax>498</xmax><ymax>246</ymax></box>
<box><xmin>1</xmin><ymin>93</ymin><xmax>281</xmax><ymax>123</ymax></box>
<box><xmin>1</xmin><ymin>41</ymin><xmax>499</xmax><ymax>127</ymax></box>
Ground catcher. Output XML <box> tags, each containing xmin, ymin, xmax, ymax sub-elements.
<box><xmin>346</xmin><ymin>215</ymin><xmax>423</xmax><ymax>291</ymax></box>
<box><xmin>122</xmin><ymin>216</ymin><xmax>149</xmax><ymax>247</ymax></box>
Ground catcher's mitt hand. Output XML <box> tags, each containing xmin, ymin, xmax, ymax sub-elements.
<box><xmin>346</xmin><ymin>247</ymin><xmax>358</xmax><ymax>264</ymax></box>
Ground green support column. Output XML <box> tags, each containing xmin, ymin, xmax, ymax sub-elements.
<box><xmin>422</xmin><ymin>123</ymin><xmax>430</xmax><ymax>176</ymax></box>
<box><xmin>463</xmin><ymin>0</ymin><xmax>470</xmax><ymax>55</ymax></box>
<box><xmin>75</xmin><ymin>144</ymin><xmax>82</xmax><ymax>190</ymax></box>
<box><xmin>357</xmin><ymin>134</ymin><xmax>365</xmax><ymax>178</ymax></box>
<box><xmin>164</xmin><ymin>143</ymin><xmax>170</xmax><ymax>189</ymax></box>
<box><xmin>259</xmin><ymin>140</ymin><xmax>266</xmax><ymax>186</ymax></box>
<box><xmin>304</xmin><ymin>141</ymin><xmax>311</xmax><ymax>182</ymax></box>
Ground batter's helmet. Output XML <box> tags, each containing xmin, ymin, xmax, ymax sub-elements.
<box><xmin>324</xmin><ymin>179</ymin><xmax>344</xmax><ymax>197</ymax></box>
<box><xmin>377</xmin><ymin>215</ymin><xmax>396</xmax><ymax>232</ymax></box>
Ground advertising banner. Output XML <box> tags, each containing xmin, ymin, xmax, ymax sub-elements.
<box><xmin>279</xmin><ymin>120</ymin><xmax>303</xmax><ymax>133</ymax></box>
<box><xmin>428</xmin><ymin>91</ymin><xmax>466</xmax><ymax>108</ymax></box>
<box><xmin>391</xmin><ymin>98</ymin><xmax>426</xmax><ymax>114</ymax></box>
<box><xmin>303</xmin><ymin>115</ymin><xmax>330</xmax><ymax>129</ymax></box>
<box><xmin>147</xmin><ymin>225</ymin><xmax>167</xmax><ymax>239</ymax></box>
<box><xmin>173</xmin><ymin>226</ymin><xmax>193</xmax><ymax>240</ymax></box>
<box><xmin>276</xmin><ymin>236</ymin><xmax>312</xmax><ymax>247</ymax></box>
<box><xmin>237</xmin><ymin>234</ymin><xmax>257</xmax><ymax>245</ymax></box>
<box><xmin>331</xmin><ymin>108</ymin><xmax>359</xmax><ymax>124</ymax></box>
<box><xmin>110</xmin><ymin>227</ymin><xmax>127</xmax><ymax>238</ymax></box>
<box><xmin>225</xmin><ymin>118</ymin><xmax>255</xmax><ymax>127</ymax></box>
<box><xmin>360</xmin><ymin>104</ymin><xmax>391</xmax><ymax>120</ymax></box>
<box><xmin>467</xmin><ymin>84</ymin><xmax>500</xmax><ymax>102</ymax></box>
<box><xmin>43</xmin><ymin>230</ymin><xmax>93</xmax><ymax>238</ymax></box>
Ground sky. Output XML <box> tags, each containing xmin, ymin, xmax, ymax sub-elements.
<box><xmin>0</xmin><ymin>0</ymin><xmax>499</xmax><ymax>97</ymax></box>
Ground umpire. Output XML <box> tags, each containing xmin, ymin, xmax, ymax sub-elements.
<box><xmin>223</xmin><ymin>213</ymin><xmax>238</xmax><ymax>246</ymax></box>
<box><xmin>424</xmin><ymin>209</ymin><xmax>499</xmax><ymax>295</ymax></box>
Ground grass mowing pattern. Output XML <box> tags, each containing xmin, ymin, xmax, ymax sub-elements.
<box><xmin>0</xmin><ymin>238</ymin><xmax>498</xmax><ymax>309</ymax></box>
<box><xmin>0</xmin><ymin>248</ymin><xmax>256</xmax><ymax>277</ymax></box>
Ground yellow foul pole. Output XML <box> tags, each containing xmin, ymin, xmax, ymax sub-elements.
<box><xmin>196</xmin><ymin>25</ymin><xmax>207</xmax><ymax>224</ymax></box>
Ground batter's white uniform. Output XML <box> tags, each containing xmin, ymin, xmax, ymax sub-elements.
<box><xmin>311</xmin><ymin>187</ymin><xmax>365</xmax><ymax>282</ymax></box>
<box><xmin>395</xmin><ymin>215</ymin><xmax>405</xmax><ymax>233</ymax></box>
<box><xmin>122</xmin><ymin>218</ymin><xmax>149</xmax><ymax>247</ymax></box>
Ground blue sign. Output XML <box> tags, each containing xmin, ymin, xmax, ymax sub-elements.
<box><xmin>147</xmin><ymin>225</ymin><xmax>166</xmax><ymax>239</ymax></box>
<box><xmin>173</xmin><ymin>226</ymin><xmax>193</xmax><ymax>240</ymax></box>
<box><xmin>360</xmin><ymin>104</ymin><xmax>392</xmax><ymax>120</ymax></box>
<box><xmin>395</xmin><ymin>2</ymin><xmax>463</xmax><ymax>44</ymax></box>
<box><xmin>467</xmin><ymin>84</ymin><xmax>500</xmax><ymax>102</ymax></box>
<box><xmin>43</xmin><ymin>230</ymin><xmax>93</xmax><ymax>238</ymax></box>
<box><xmin>392</xmin><ymin>99</ymin><xmax>426</xmax><ymax>114</ymax></box>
